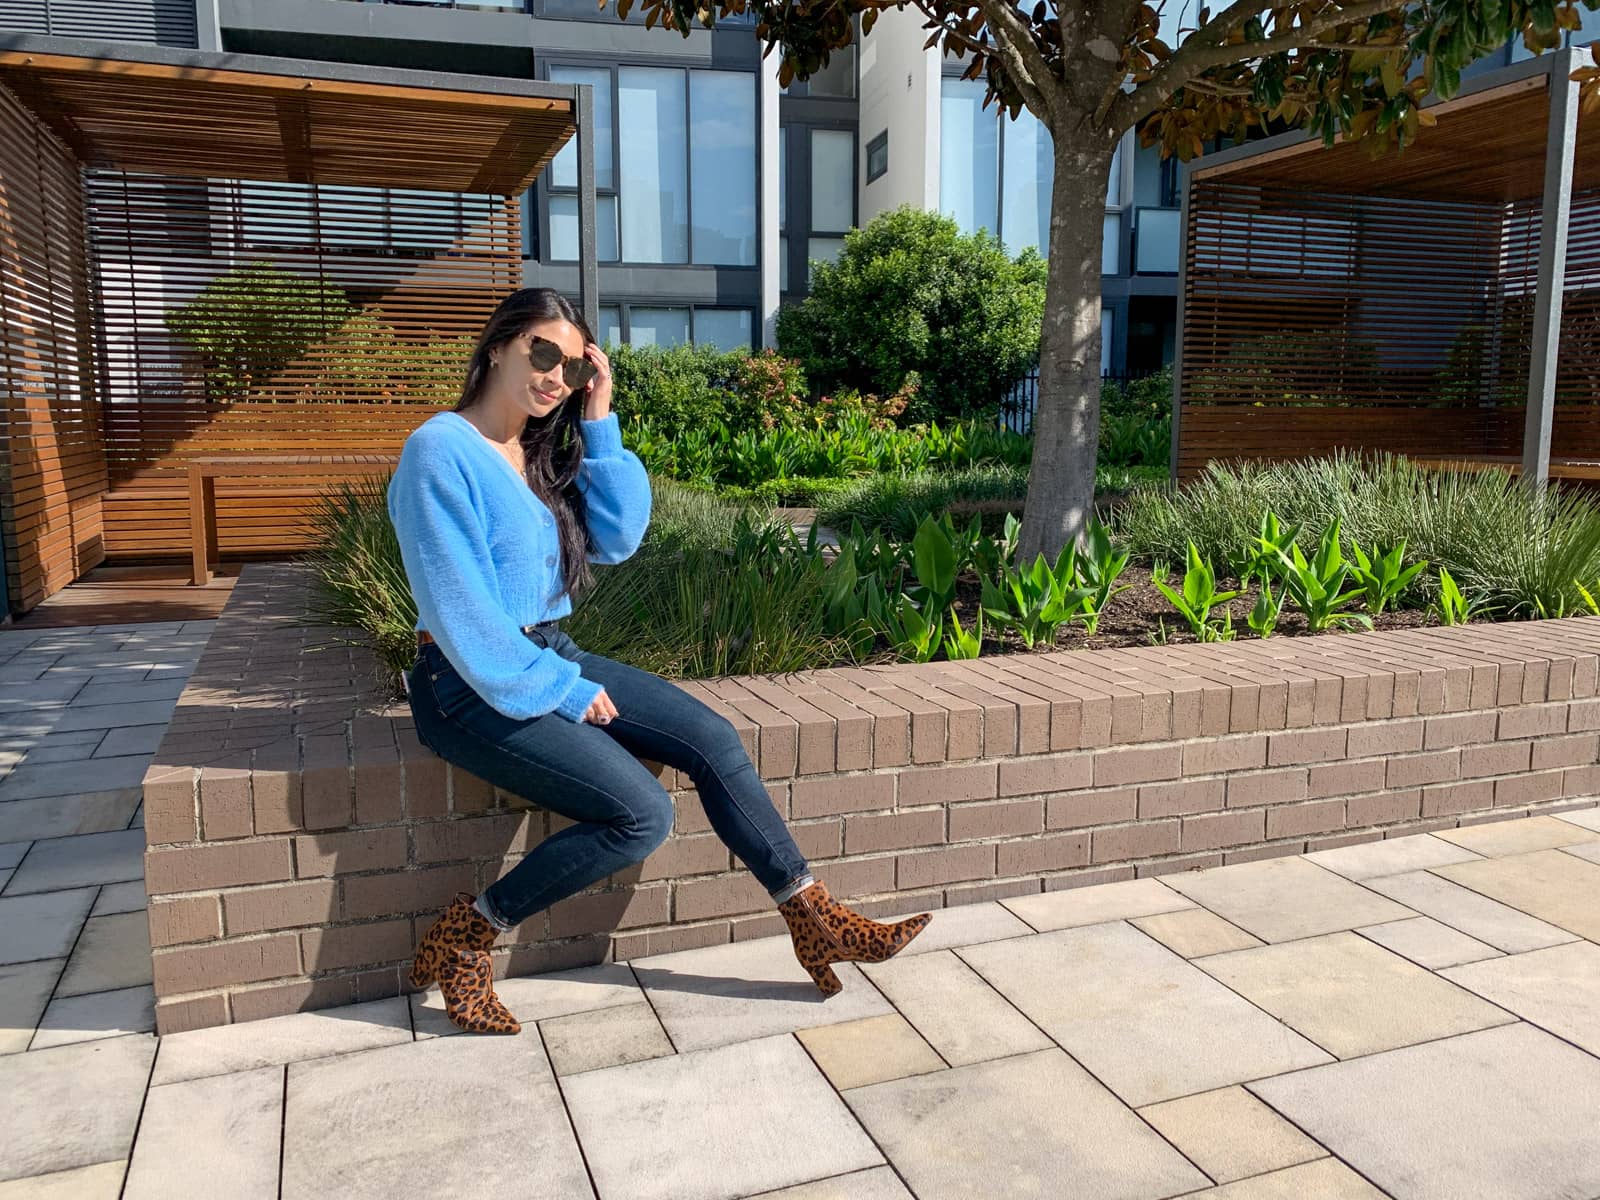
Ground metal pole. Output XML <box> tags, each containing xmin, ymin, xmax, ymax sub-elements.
<box><xmin>576</xmin><ymin>82</ymin><xmax>599</xmax><ymax>337</ymax></box>
<box><xmin>1166</xmin><ymin>159</ymin><xmax>1191</xmax><ymax>489</ymax></box>
<box><xmin>1521</xmin><ymin>47</ymin><xmax>1581</xmax><ymax>487</ymax></box>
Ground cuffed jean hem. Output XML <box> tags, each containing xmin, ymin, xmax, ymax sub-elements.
<box><xmin>770</xmin><ymin>872</ymin><xmax>815</xmax><ymax>905</ymax></box>
<box><xmin>475</xmin><ymin>889</ymin><xmax>515</xmax><ymax>931</ymax></box>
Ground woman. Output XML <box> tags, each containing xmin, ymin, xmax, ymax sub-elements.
<box><xmin>387</xmin><ymin>288</ymin><xmax>930</xmax><ymax>1034</ymax></box>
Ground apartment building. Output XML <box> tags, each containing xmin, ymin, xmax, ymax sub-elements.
<box><xmin>7</xmin><ymin>0</ymin><xmax>1590</xmax><ymax>377</ymax></box>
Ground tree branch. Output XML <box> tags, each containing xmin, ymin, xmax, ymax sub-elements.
<box><xmin>906</xmin><ymin>0</ymin><xmax>992</xmax><ymax>63</ymax></box>
<box><xmin>970</xmin><ymin>0</ymin><xmax>1064</xmax><ymax>124</ymax></box>
<box><xmin>1113</xmin><ymin>0</ymin><xmax>1404</xmax><ymax>129</ymax></box>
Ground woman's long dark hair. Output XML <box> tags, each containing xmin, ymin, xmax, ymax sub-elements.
<box><xmin>454</xmin><ymin>288</ymin><xmax>597</xmax><ymax>604</ymax></box>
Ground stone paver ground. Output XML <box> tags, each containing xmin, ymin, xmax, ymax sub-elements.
<box><xmin>3</xmin><ymin>620</ymin><xmax>1600</xmax><ymax>1197</ymax></box>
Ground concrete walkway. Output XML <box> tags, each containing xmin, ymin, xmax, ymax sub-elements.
<box><xmin>3</xmin><ymin>621</ymin><xmax>1600</xmax><ymax>1198</ymax></box>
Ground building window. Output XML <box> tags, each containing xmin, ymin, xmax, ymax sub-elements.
<box><xmin>1159</xmin><ymin>155</ymin><xmax>1180</xmax><ymax>208</ymax></box>
<box><xmin>939</xmin><ymin>77</ymin><xmax>1124</xmax><ymax>261</ymax></box>
<box><xmin>808</xmin><ymin>128</ymin><xmax>854</xmax><ymax>285</ymax></box>
<box><xmin>545</xmin><ymin>64</ymin><xmax>757</xmax><ymax>267</ymax></box>
<box><xmin>780</xmin><ymin>42</ymin><xmax>857</xmax><ymax>98</ymax></box>
<box><xmin>778</xmin><ymin>127</ymin><xmax>787</xmax><ymax>293</ymax></box>
<box><xmin>865</xmin><ymin>130</ymin><xmax>888</xmax><ymax>184</ymax></box>
<box><xmin>605</xmin><ymin>304</ymin><xmax>756</xmax><ymax>350</ymax></box>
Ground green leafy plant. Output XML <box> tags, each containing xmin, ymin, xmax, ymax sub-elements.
<box><xmin>1247</xmin><ymin>583</ymin><xmax>1285</xmax><ymax>639</ymax></box>
<box><xmin>1151</xmin><ymin>544</ymin><xmax>1238</xmax><ymax>643</ymax></box>
<box><xmin>982</xmin><ymin>550</ymin><xmax>1093</xmax><ymax>649</ymax></box>
<box><xmin>942</xmin><ymin>609</ymin><xmax>984</xmax><ymax>660</ymax></box>
<box><xmin>1349</xmin><ymin>538</ymin><xmax>1428</xmax><ymax>616</ymax></box>
<box><xmin>881</xmin><ymin>595</ymin><xmax>944</xmax><ymax>664</ymax></box>
<box><xmin>1234</xmin><ymin>511</ymin><xmax>1301</xmax><ymax>589</ymax></box>
<box><xmin>1270</xmin><ymin>520</ymin><xmax>1372</xmax><ymax>632</ymax></box>
<box><xmin>1074</xmin><ymin>518</ymin><xmax>1132</xmax><ymax>636</ymax></box>
<box><xmin>1432</xmin><ymin>566</ymin><xmax>1477</xmax><ymax>627</ymax></box>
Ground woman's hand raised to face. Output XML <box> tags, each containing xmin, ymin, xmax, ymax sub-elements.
<box><xmin>583</xmin><ymin>687</ymin><xmax>619</xmax><ymax>726</ymax></box>
<box><xmin>581</xmin><ymin>343</ymin><xmax>612</xmax><ymax>422</ymax></box>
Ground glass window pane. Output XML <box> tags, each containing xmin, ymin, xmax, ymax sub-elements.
<box><xmin>806</xmin><ymin>44</ymin><xmax>856</xmax><ymax>98</ymax></box>
<box><xmin>597</xmin><ymin>306</ymin><xmax>622</xmax><ymax>348</ymax></box>
<box><xmin>810</xmin><ymin>130</ymin><xmax>854</xmax><ymax>234</ymax></box>
<box><xmin>693</xmin><ymin>308</ymin><xmax>752</xmax><ymax>351</ymax></box>
<box><xmin>629</xmin><ymin>307</ymin><xmax>690</xmax><ymax>347</ymax></box>
<box><xmin>779</xmin><ymin>127</ymin><xmax>786</xmax><ymax>231</ymax></box>
<box><xmin>689</xmin><ymin>71</ymin><xmax>757</xmax><ymax>266</ymax></box>
<box><xmin>1101</xmin><ymin>309</ymin><xmax>1113</xmax><ymax>375</ymax></box>
<box><xmin>548</xmin><ymin>195</ymin><xmax>619</xmax><ymax>262</ymax></box>
<box><xmin>779</xmin><ymin>234</ymin><xmax>787</xmax><ymax>292</ymax></box>
<box><xmin>1103</xmin><ymin>213</ymin><xmax>1120</xmax><ymax>275</ymax></box>
<box><xmin>619</xmin><ymin>67</ymin><xmax>688</xmax><ymax>264</ymax></box>
<box><xmin>807</xmin><ymin>236</ymin><xmax>844</xmax><ymax>287</ymax></box>
<box><xmin>549</xmin><ymin>67</ymin><xmax>615</xmax><ymax>191</ymax></box>
<box><xmin>1106</xmin><ymin>140</ymin><xmax>1123</xmax><ymax>208</ymax></box>
<box><xmin>1001</xmin><ymin>108</ymin><xmax>1051</xmax><ymax>255</ymax></box>
<box><xmin>939</xmin><ymin>79</ymin><xmax>998</xmax><ymax>237</ymax></box>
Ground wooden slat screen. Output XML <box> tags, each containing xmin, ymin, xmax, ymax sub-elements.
<box><xmin>83</xmin><ymin>171</ymin><xmax>521</xmax><ymax>563</ymax></box>
<box><xmin>1176</xmin><ymin>174</ymin><xmax>1600</xmax><ymax>480</ymax></box>
<box><xmin>0</xmin><ymin>81</ymin><xmax>106</xmax><ymax>616</ymax></box>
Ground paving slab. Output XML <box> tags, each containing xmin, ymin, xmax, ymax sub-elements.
<box><xmin>70</xmin><ymin>680</ymin><xmax>187</xmax><ymax>708</ymax></box>
<box><xmin>1355</xmin><ymin>915</ymin><xmax>1501</xmax><ymax>970</ymax></box>
<box><xmin>1362</xmin><ymin>869</ymin><xmax>1578</xmax><ymax>954</ymax></box>
<box><xmin>1305</xmin><ymin>832</ymin><xmax>1483</xmax><ymax>880</ymax></box>
<box><xmin>632</xmin><ymin>935</ymin><xmax>893</xmax><ymax>1053</ymax></box>
<box><xmin>846</xmin><ymin>1047</ymin><xmax>1208</xmax><ymax>1200</ymax></box>
<box><xmin>1196</xmin><ymin>931</ymin><xmax>1514</xmax><ymax>1059</ymax></box>
<box><xmin>31</xmin><ymin>985</ymin><xmax>155</xmax><ymax>1051</ymax></box>
<box><xmin>46</xmin><ymin>702</ymin><xmax>177</xmax><ymax>733</ymax></box>
<box><xmin>0</xmin><ymin>842</ymin><xmax>28</xmax><ymax>870</ymax></box>
<box><xmin>564</xmin><ymin>1033</ymin><xmax>882</xmax><ymax>1200</ymax></box>
<box><xmin>742</xmin><ymin>1167</ymin><xmax>913</xmax><ymax>1200</ymax></box>
<box><xmin>3</xmin><ymin>829</ymin><xmax>146</xmax><ymax>896</ymax></box>
<box><xmin>1136</xmin><ymin>1085</ymin><xmax>1326</xmax><ymax>1185</ymax></box>
<box><xmin>1129</xmin><ymin>908</ymin><xmax>1264</xmax><ymax>958</ymax></box>
<box><xmin>1434</xmin><ymin>849</ymin><xmax>1600</xmax><ymax>941</ymax></box>
<box><xmin>1562</xmin><ymin>840</ymin><xmax>1600</xmax><ymax>866</ymax></box>
<box><xmin>859</xmin><ymin>949</ymin><xmax>1051</xmax><ymax>1067</ymax></box>
<box><xmin>795</xmin><ymin>1013</ymin><xmax>945</xmax><ymax>1090</ymax></box>
<box><xmin>1555</xmin><ymin>805</ymin><xmax>1600</xmax><ymax>832</ymax></box>
<box><xmin>1250</xmin><ymin>1021</ymin><xmax>1600</xmax><ymax>1200</ymax></box>
<box><xmin>0</xmin><ymin>889</ymin><xmax>96</xmax><ymax>965</ymax></box>
<box><xmin>1441</xmin><ymin>940</ymin><xmax>1600</xmax><ymax>1057</ymax></box>
<box><xmin>152</xmin><ymin>996</ymin><xmax>412</xmax><ymax>1085</ymax></box>
<box><xmin>1434</xmin><ymin>814</ymin><xmax>1600</xmax><ymax>857</ymax></box>
<box><xmin>872</xmin><ymin>900</ymin><xmax>1032</xmax><ymax>956</ymax></box>
<box><xmin>1183</xmin><ymin>1158</ymin><xmax>1388</xmax><ymax>1198</ymax></box>
<box><xmin>959</xmin><ymin>924</ymin><xmax>1331</xmax><ymax>1105</ymax></box>
<box><xmin>999</xmin><ymin>877</ymin><xmax>1194</xmax><ymax>932</ymax></box>
<box><xmin>411</xmin><ymin>960</ymin><xmax>642</xmax><ymax>1039</ymax></box>
<box><xmin>0</xmin><ymin>791</ymin><xmax>143</xmax><ymax>842</ymax></box>
<box><xmin>540</xmin><ymin>1000</ymin><xmax>675</xmax><ymax>1076</ymax></box>
<box><xmin>1161</xmin><ymin>857</ymin><xmax>1414</xmax><ymax>943</ymax></box>
<box><xmin>0</xmin><ymin>959</ymin><xmax>64</xmax><ymax>1055</ymax></box>
<box><xmin>56</xmin><ymin>911</ymin><xmax>152</xmax><ymax>997</ymax></box>
<box><xmin>92</xmin><ymin>726</ymin><xmax>167</xmax><ymax>759</ymax></box>
<box><xmin>123</xmin><ymin>1065</ymin><xmax>281</xmax><ymax>1200</ymax></box>
<box><xmin>0</xmin><ymin>1162</ymin><xmax>127</xmax><ymax>1200</ymax></box>
<box><xmin>91</xmin><ymin>879</ymin><xmax>147</xmax><ymax>917</ymax></box>
<box><xmin>0</xmin><ymin>756</ymin><xmax>153</xmax><ymax>803</ymax></box>
<box><xmin>0</xmin><ymin>1035</ymin><xmax>157</xmax><ymax>1182</ymax></box>
<box><xmin>283</xmin><ymin>1026</ymin><xmax>589</xmax><ymax>1200</ymax></box>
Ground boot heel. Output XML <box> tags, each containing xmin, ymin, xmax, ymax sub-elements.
<box><xmin>804</xmin><ymin>958</ymin><xmax>843</xmax><ymax>997</ymax></box>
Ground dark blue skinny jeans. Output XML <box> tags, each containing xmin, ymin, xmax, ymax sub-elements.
<box><xmin>407</xmin><ymin>626</ymin><xmax>811</xmax><ymax>927</ymax></box>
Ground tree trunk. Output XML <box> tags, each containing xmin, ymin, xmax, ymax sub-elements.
<box><xmin>1016</xmin><ymin>134</ymin><xmax>1118</xmax><ymax>565</ymax></box>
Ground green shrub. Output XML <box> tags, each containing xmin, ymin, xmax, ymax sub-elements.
<box><xmin>775</xmin><ymin>206</ymin><xmax>1046</xmax><ymax>424</ymax></box>
<box><xmin>1103</xmin><ymin>366</ymin><xmax>1173</xmax><ymax>419</ymax></box>
<box><xmin>167</xmin><ymin>262</ymin><xmax>358</xmax><ymax>402</ymax></box>
<box><xmin>608</xmin><ymin>343</ymin><xmax>743</xmax><ymax>429</ymax></box>
<box><xmin>814</xmin><ymin>465</ymin><xmax>1030</xmax><ymax>539</ymax></box>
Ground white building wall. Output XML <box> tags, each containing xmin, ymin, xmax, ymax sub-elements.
<box><xmin>858</xmin><ymin>5</ymin><xmax>940</xmax><ymax>224</ymax></box>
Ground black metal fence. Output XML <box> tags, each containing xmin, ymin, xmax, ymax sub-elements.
<box><xmin>998</xmin><ymin>370</ymin><xmax>1154</xmax><ymax>434</ymax></box>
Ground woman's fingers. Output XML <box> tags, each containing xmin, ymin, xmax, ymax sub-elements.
<box><xmin>585</xmin><ymin>688</ymin><xmax>618</xmax><ymax>725</ymax></box>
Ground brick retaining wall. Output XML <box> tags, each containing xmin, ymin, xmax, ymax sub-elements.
<box><xmin>143</xmin><ymin>564</ymin><xmax>1600</xmax><ymax>1033</ymax></box>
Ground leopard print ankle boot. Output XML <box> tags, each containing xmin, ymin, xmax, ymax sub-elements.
<box><xmin>409</xmin><ymin>892</ymin><xmax>521</xmax><ymax>1034</ymax></box>
<box><xmin>778</xmin><ymin>880</ymin><xmax>931</xmax><ymax>997</ymax></box>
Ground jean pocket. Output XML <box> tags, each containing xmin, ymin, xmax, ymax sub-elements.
<box><xmin>426</xmin><ymin>659</ymin><xmax>481</xmax><ymax>721</ymax></box>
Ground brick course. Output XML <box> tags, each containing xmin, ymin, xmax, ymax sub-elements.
<box><xmin>141</xmin><ymin>564</ymin><xmax>1600</xmax><ymax>1034</ymax></box>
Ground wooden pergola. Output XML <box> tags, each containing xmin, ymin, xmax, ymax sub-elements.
<box><xmin>1169</xmin><ymin>47</ymin><xmax>1595</xmax><ymax>485</ymax></box>
<box><xmin>0</xmin><ymin>35</ymin><xmax>600</xmax><ymax>617</ymax></box>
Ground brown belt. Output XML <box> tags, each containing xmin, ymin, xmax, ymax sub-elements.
<box><xmin>417</xmin><ymin>622</ymin><xmax>557</xmax><ymax>648</ymax></box>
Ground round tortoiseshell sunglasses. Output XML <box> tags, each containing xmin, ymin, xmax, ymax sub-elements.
<box><xmin>526</xmin><ymin>335</ymin><xmax>598</xmax><ymax>390</ymax></box>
